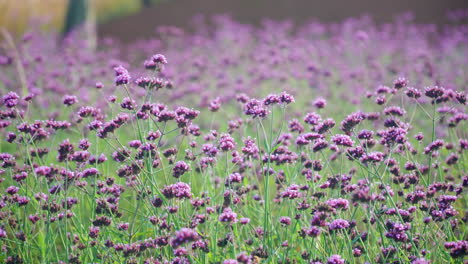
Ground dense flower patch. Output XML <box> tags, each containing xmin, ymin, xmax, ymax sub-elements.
<box><xmin>0</xmin><ymin>13</ymin><xmax>466</xmax><ymax>264</ymax></box>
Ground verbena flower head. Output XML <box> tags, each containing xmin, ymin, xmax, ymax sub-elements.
<box><xmin>3</xmin><ymin>92</ymin><xmax>20</xmax><ymax>108</ymax></box>
<box><xmin>172</xmin><ymin>161</ymin><xmax>190</xmax><ymax>178</ymax></box>
<box><xmin>219</xmin><ymin>134</ymin><xmax>236</xmax><ymax>151</ymax></box>
<box><xmin>219</xmin><ymin>208</ymin><xmax>238</xmax><ymax>223</ymax></box>
<box><xmin>171</xmin><ymin>228</ymin><xmax>199</xmax><ymax>248</ymax></box>
<box><xmin>162</xmin><ymin>182</ymin><xmax>192</xmax><ymax>199</ymax></box>
<box><xmin>424</xmin><ymin>86</ymin><xmax>445</xmax><ymax>99</ymax></box>
<box><xmin>152</xmin><ymin>53</ymin><xmax>167</xmax><ymax>64</ymax></box>
<box><xmin>405</xmin><ymin>87</ymin><xmax>422</xmax><ymax>99</ymax></box>
<box><xmin>244</xmin><ymin>98</ymin><xmax>269</xmax><ymax>118</ymax></box>
<box><xmin>393</xmin><ymin>77</ymin><xmax>408</xmax><ymax>89</ymax></box>
<box><xmin>114</xmin><ymin>65</ymin><xmax>131</xmax><ymax>85</ymax></box>
<box><xmin>331</xmin><ymin>134</ymin><xmax>354</xmax><ymax>147</ymax></box>
<box><xmin>304</xmin><ymin>112</ymin><xmax>321</xmax><ymax>125</ymax></box>
<box><xmin>313</xmin><ymin>98</ymin><xmax>327</xmax><ymax>109</ymax></box>
<box><xmin>327</xmin><ymin>255</ymin><xmax>345</xmax><ymax>264</ymax></box>
<box><xmin>63</xmin><ymin>95</ymin><xmax>78</xmax><ymax>106</ymax></box>
<box><xmin>329</xmin><ymin>219</ymin><xmax>350</xmax><ymax>231</ymax></box>
<box><xmin>341</xmin><ymin>112</ymin><xmax>365</xmax><ymax>133</ymax></box>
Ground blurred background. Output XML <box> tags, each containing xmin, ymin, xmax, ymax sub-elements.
<box><xmin>0</xmin><ymin>0</ymin><xmax>467</xmax><ymax>42</ymax></box>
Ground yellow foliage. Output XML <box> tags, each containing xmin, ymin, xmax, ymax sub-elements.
<box><xmin>0</xmin><ymin>0</ymin><xmax>142</xmax><ymax>35</ymax></box>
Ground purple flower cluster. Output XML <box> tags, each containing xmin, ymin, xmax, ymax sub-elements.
<box><xmin>172</xmin><ymin>161</ymin><xmax>190</xmax><ymax>178</ymax></box>
<box><xmin>162</xmin><ymin>182</ymin><xmax>192</xmax><ymax>199</ymax></box>
<box><xmin>0</xmin><ymin>13</ymin><xmax>465</xmax><ymax>263</ymax></box>
<box><xmin>328</xmin><ymin>219</ymin><xmax>350</xmax><ymax>231</ymax></box>
<box><xmin>114</xmin><ymin>65</ymin><xmax>131</xmax><ymax>86</ymax></box>
<box><xmin>219</xmin><ymin>208</ymin><xmax>238</xmax><ymax>223</ymax></box>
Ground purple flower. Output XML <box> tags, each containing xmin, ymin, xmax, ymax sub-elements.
<box><xmin>135</xmin><ymin>76</ymin><xmax>152</xmax><ymax>88</ymax></box>
<box><xmin>341</xmin><ymin>112</ymin><xmax>365</xmax><ymax>133</ymax></box>
<box><xmin>375</xmin><ymin>96</ymin><xmax>386</xmax><ymax>105</ymax></box>
<box><xmin>146</xmin><ymin>130</ymin><xmax>162</xmax><ymax>141</ymax></box>
<box><xmin>331</xmin><ymin>134</ymin><xmax>354</xmax><ymax>147</ymax></box>
<box><xmin>412</xmin><ymin>258</ymin><xmax>430</xmax><ymax>264</ymax></box>
<box><xmin>313</xmin><ymin>98</ymin><xmax>327</xmax><ymax>109</ymax></box>
<box><xmin>219</xmin><ymin>208</ymin><xmax>238</xmax><ymax>223</ymax></box>
<box><xmin>316</xmin><ymin>118</ymin><xmax>336</xmax><ymax>134</ymax></box>
<box><xmin>376</xmin><ymin>85</ymin><xmax>393</xmax><ymax>94</ymax></box>
<box><xmin>225</xmin><ymin>172</ymin><xmax>243</xmax><ymax>185</ymax></box>
<box><xmin>219</xmin><ymin>134</ymin><xmax>236</xmax><ymax>151</ymax></box>
<box><xmin>172</xmin><ymin>161</ymin><xmax>190</xmax><ymax>178</ymax></box>
<box><xmin>405</xmin><ymin>87</ymin><xmax>422</xmax><ymax>99</ymax></box>
<box><xmin>209</xmin><ymin>97</ymin><xmax>221</xmax><ymax>112</ymax></box>
<box><xmin>202</xmin><ymin>144</ymin><xmax>218</xmax><ymax>157</ymax></box>
<box><xmin>289</xmin><ymin>119</ymin><xmax>304</xmax><ymax>133</ymax></box>
<box><xmin>312</xmin><ymin>139</ymin><xmax>329</xmax><ymax>152</ymax></box>
<box><xmin>242</xmin><ymin>137</ymin><xmax>259</xmax><ymax>157</ymax></box>
<box><xmin>280</xmin><ymin>184</ymin><xmax>302</xmax><ymax>199</ymax></box>
<box><xmin>35</xmin><ymin>166</ymin><xmax>52</xmax><ymax>177</ymax></box>
<box><xmin>63</xmin><ymin>95</ymin><xmax>78</xmax><ymax>106</ymax></box>
<box><xmin>326</xmin><ymin>198</ymin><xmax>349</xmax><ymax>210</ymax></box>
<box><xmin>120</xmin><ymin>97</ymin><xmax>137</xmax><ymax>110</ymax></box>
<box><xmin>444</xmin><ymin>240</ymin><xmax>468</xmax><ymax>258</ymax></box>
<box><xmin>384</xmin><ymin>106</ymin><xmax>406</xmax><ymax>116</ymax></box>
<box><xmin>424</xmin><ymin>139</ymin><xmax>444</xmax><ymax>154</ymax></box>
<box><xmin>78</xmin><ymin>139</ymin><xmax>91</xmax><ymax>150</ymax></box>
<box><xmin>3</xmin><ymin>92</ymin><xmax>20</xmax><ymax>108</ymax></box>
<box><xmin>162</xmin><ymin>182</ymin><xmax>192</xmax><ymax>199</ymax></box>
<box><xmin>28</xmin><ymin>214</ymin><xmax>40</xmax><ymax>224</ymax></box>
<box><xmin>81</xmin><ymin>168</ymin><xmax>99</xmax><ymax>178</ymax></box>
<box><xmin>385</xmin><ymin>221</ymin><xmax>410</xmax><ymax>242</ymax></box>
<box><xmin>170</xmin><ymin>228</ymin><xmax>199</xmax><ymax>248</ymax></box>
<box><xmin>379</xmin><ymin>127</ymin><xmax>407</xmax><ymax>146</ymax></box>
<box><xmin>77</xmin><ymin>106</ymin><xmax>99</xmax><ymax>118</ymax></box>
<box><xmin>327</xmin><ymin>255</ymin><xmax>345</xmax><ymax>264</ymax></box>
<box><xmin>223</xmin><ymin>260</ymin><xmax>239</xmax><ymax>264</ymax></box>
<box><xmin>263</xmin><ymin>94</ymin><xmax>280</xmax><ymax>106</ymax></box>
<box><xmin>152</xmin><ymin>54</ymin><xmax>168</xmax><ymax>64</ymax></box>
<box><xmin>279</xmin><ymin>216</ymin><xmax>292</xmax><ymax>226</ymax></box>
<box><xmin>393</xmin><ymin>77</ymin><xmax>408</xmax><ymax>89</ymax></box>
<box><xmin>0</xmin><ymin>227</ymin><xmax>6</xmax><ymax>238</ymax></box>
<box><xmin>329</xmin><ymin>219</ymin><xmax>350</xmax><ymax>231</ymax></box>
<box><xmin>304</xmin><ymin>112</ymin><xmax>321</xmax><ymax>125</ymax></box>
<box><xmin>357</xmin><ymin>130</ymin><xmax>373</xmax><ymax>140</ymax></box>
<box><xmin>454</xmin><ymin>91</ymin><xmax>466</xmax><ymax>104</ymax></box>
<box><xmin>424</xmin><ymin>86</ymin><xmax>445</xmax><ymax>99</ymax></box>
<box><xmin>114</xmin><ymin>65</ymin><xmax>131</xmax><ymax>85</ymax></box>
<box><xmin>244</xmin><ymin>98</ymin><xmax>269</xmax><ymax>118</ymax></box>
<box><xmin>360</xmin><ymin>151</ymin><xmax>384</xmax><ymax>163</ymax></box>
<box><xmin>117</xmin><ymin>223</ymin><xmax>129</xmax><ymax>231</ymax></box>
<box><xmin>89</xmin><ymin>226</ymin><xmax>100</xmax><ymax>238</ymax></box>
<box><xmin>6</xmin><ymin>185</ymin><xmax>19</xmax><ymax>195</ymax></box>
<box><xmin>279</xmin><ymin>92</ymin><xmax>295</xmax><ymax>104</ymax></box>
<box><xmin>305</xmin><ymin>226</ymin><xmax>321</xmax><ymax>237</ymax></box>
<box><xmin>240</xmin><ymin>218</ymin><xmax>250</xmax><ymax>225</ymax></box>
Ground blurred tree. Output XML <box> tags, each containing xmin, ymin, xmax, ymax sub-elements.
<box><xmin>63</xmin><ymin>0</ymin><xmax>96</xmax><ymax>49</ymax></box>
<box><xmin>63</xmin><ymin>0</ymin><xmax>87</xmax><ymax>36</ymax></box>
<box><xmin>0</xmin><ymin>0</ymin><xmax>168</xmax><ymax>38</ymax></box>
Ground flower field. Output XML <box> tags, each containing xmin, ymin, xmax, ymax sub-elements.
<box><xmin>0</xmin><ymin>14</ymin><xmax>466</xmax><ymax>263</ymax></box>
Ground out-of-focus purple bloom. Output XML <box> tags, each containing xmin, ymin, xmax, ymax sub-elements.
<box><xmin>327</xmin><ymin>255</ymin><xmax>345</xmax><ymax>264</ymax></box>
<box><xmin>3</xmin><ymin>92</ymin><xmax>20</xmax><ymax>108</ymax></box>
<box><xmin>219</xmin><ymin>208</ymin><xmax>238</xmax><ymax>223</ymax></box>
<box><xmin>171</xmin><ymin>228</ymin><xmax>199</xmax><ymax>248</ymax></box>
<box><xmin>114</xmin><ymin>65</ymin><xmax>131</xmax><ymax>85</ymax></box>
<box><xmin>162</xmin><ymin>182</ymin><xmax>192</xmax><ymax>199</ymax></box>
